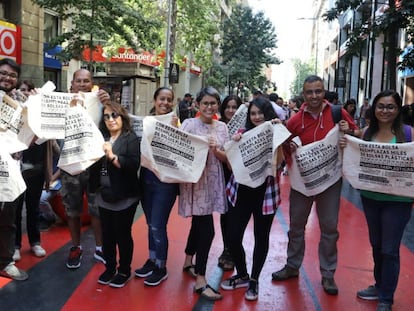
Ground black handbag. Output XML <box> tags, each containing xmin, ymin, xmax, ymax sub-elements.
<box><xmin>100</xmin><ymin>186</ymin><xmax>122</xmax><ymax>203</ymax></box>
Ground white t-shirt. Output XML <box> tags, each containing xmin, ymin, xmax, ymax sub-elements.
<box><xmin>270</xmin><ymin>101</ymin><xmax>287</xmax><ymax>121</ymax></box>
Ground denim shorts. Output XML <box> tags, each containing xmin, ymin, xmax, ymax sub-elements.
<box><xmin>60</xmin><ymin>170</ymin><xmax>99</xmax><ymax>218</ymax></box>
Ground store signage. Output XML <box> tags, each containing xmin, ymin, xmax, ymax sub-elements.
<box><xmin>82</xmin><ymin>45</ymin><xmax>160</xmax><ymax>67</ymax></box>
<box><xmin>0</xmin><ymin>20</ymin><xmax>21</xmax><ymax>64</ymax></box>
<box><xmin>44</xmin><ymin>43</ymin><xmax>62</xmax><ymax>69</ymax></box>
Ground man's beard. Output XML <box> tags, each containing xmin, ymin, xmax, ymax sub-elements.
<box><xmin>0</xmin><ymin>84</ymin><xmax>14</xmax><ymax>93</ymax></box>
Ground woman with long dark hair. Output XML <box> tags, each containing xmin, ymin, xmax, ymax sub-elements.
<box><xmin>217</xmin><ymin>94</ymin><xmax>243</xmax><ymax>271</ymax></box>
<box><xmin>341</xmin><ymin>90</ymin><xmax>414</xmax><ymax>311</ymax></box>
<box><xmin>221</xmin><ymin>96</ymin><xmax>283</xmax><ymax>301</ymax></box>
<box><xmin>96</xmin><ymin>102</ymin><xmax>141</xmax><ymax>288</ymax></box>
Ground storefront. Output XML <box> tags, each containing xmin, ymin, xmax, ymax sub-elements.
<box><xmin>82</xmin><ymin>46</ymin><xmax>159</xmax><ymax>115</ymax></box>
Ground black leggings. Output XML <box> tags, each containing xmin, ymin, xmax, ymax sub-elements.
<box><xmin>226</xmin><ymin>183</ymin><xmax>275</xmax><ymax>280</ymax></box>
<box><xmin>184</xmin><ymin>215</ymin><xmax>215</xmax><ymax>276</ymax></box>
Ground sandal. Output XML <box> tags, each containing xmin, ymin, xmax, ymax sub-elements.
<box><xmin>182</xmin><ymin>265</ymin><xmax>197</xmax><ymax>278</ymax></box>
<box><xmin>194</xmin><ymin>284</ymin><xmax>222</xmax><ymax>301</ymax></box>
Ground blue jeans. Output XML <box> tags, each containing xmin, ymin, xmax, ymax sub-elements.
<box><xmin>142</xmin><ymin>171</ymin><xmax>178</xmax><ymax>266</ymax></box>
<box><xmin>361</xmin><ymin>196</ymin><xmax>412</xmax><ymax>305</ymax></box>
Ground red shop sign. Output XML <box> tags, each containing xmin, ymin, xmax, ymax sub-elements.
<box><xmin>0</xmin><ymin>20</ymin><xmax>21</xmax><ymax>64</ymax></box>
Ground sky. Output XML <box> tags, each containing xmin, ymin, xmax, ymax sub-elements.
<box><xmin>248</xmin><ymin>0</ymin><xmax>316</xmax><ymax>98</ymax></box>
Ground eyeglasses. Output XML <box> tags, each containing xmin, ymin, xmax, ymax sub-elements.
<box><xmin>304</xmin><ymin>89</ymin><xmax>324</xmax><ymax>96</ymax></box>
<box><xmin>376</xmin><ymin>104</ymin><xmax>397</xmax><ymax>112</ymax></box>
<box><xmin>103</xmin><ymin>112</ymin><xmax>120</xmax><ymax>121</ymax></box>
<box><xmin>0</xmin><ymin>70</ymin><xmax>18</xmax><ymax>79</ymax></box>
<box><xmin>200</xmin><ymin>101</ymin><xmax>218</xmax><ymax>107</ymax></box>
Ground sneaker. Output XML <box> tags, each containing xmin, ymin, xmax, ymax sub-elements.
<box><xmin>0</xmin><ymin>263</ymin><xmax>28</xmax><ymax>281</ymax></box>
<box><xmin>109</xmin><ymin>272</ymin><xmax>131</xmax><ymax>288</ymax></box>
<box><xmin>144</xmin><ymin>266</ymin><xmax>168</xmax><ymax>286</ymax></box>
<box><xmin>376</xmin><ymin>303</ymin><xmax>392</xmax><ymax>311</ymax></box>
<box><xmin>98</xmin><ymin>269</ymin><xmax>116</xmax><ymax>285</ymax></box>
<box><xmin>357</xmin><ymin>285</ymin><xmax>378</xmax><ymax>300</ymax></box>
<box><xmin>135</xmin><ymin>259</ymin><xmax>156</xmax><ymax>278</ymax></box>
<box><xmin>12</xmin><ymin>249</ymin><xmax>21</xmax><ymax>261</ymax></box>
<box><xmin>221</xmin><ymin>274</ymin><xmax>250</xmax><ymax>290</ymax></box>
<box><xmin>245</xmin><ymin>280</ymin><xmax>259</xmax><ymax>301</ymax></box>
<box><xmin>94</xmin><ymin>250</ymin><xmax>106</xmax><ymax>264</ymax></box>
<box><xmin>66</xmin><ymin>246</ymin><xmax>82</xmax><ymax>269</ymax></box>
<box><xmin>321</xmin><ymin>277</ymin><xmax>338</xmax><ymax>295</ymax></box>
<box><xmin>31</xmin><ymin>245</ymin><xmax>46</xmax><ymax>257</ymax></box>
<box><xmin>272</xmin><ymin>265</ymin><xmax>299</xmax><ymax>281</ymax></box>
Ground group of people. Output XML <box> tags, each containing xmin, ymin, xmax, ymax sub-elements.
<box><xmin>0</xmin><ymin>60</ymin><xmax>411</xmax><ymax>311</ymax></box>
<box><xmin>0</xmin><ymin>61</ymin><xmax>111</xmax><ymax>282</ymax></box>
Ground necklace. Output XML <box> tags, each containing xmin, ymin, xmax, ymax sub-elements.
<box><xmin>109</xmin><ymin>134</ymin><xmax>119</xmax><ymax>144</ymax></box>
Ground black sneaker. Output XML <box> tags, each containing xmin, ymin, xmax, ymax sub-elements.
<box><xmin>245</xmin><ymin>280</ymin><xmax>259</xmax><ymax>301</ymax></box>
<box><xmin>109</xmin><ymin>272</ymin><xmax>131</xmax><ymax>288</ymax></box>
<box><xmin>98</xmin><ymin>269</ymin><xmax>116</xmax><ymax>285</ymax></box>
<box><xmin>66</xmin><ymin>246</ymin><xmax>82</xmax><ymax>269</ymax></box>
<box><xmin>144</xmin><ymin>267</ymin><xmax>168</xmax><ymax>286</ymax></box>
<box><xmin>135</xmin><ymin>259</ymin><xmax>156</xmax><ymax>278</ymax></box>
<box><xmin>94</xmin><ymin>250</ymin><xmax>106</xmax><ymax>264</ymax></box>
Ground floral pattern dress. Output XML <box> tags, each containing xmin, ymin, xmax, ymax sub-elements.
<box><xmin>178</xmin><ymin>118</ymin><xmax>229</xmax><ymax>217</ymax></box>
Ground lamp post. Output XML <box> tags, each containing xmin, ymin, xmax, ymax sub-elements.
<box><xmin>297</xmin><ymin>17</ymin><xmax>319</xmax><ymax>75</ymax></box>
<box><xmin>221</xmin><ymin>64</ymin><xmax>230</xmax><ymax>95</ymax></box>
<box><xmin>163</xmin><ymin>0</ymin><xmax>172</xmax><ymax>87</ymax></box>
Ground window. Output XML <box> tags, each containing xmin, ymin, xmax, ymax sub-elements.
<box><xmin>0</xmin><ymin>3</ymin><xmax>4</xmax><ymax>19</ymax></box>
<box><xmin>44</xmin><ymin>12</ymin><xmax>60</xmax><ymax>42</ymax></box>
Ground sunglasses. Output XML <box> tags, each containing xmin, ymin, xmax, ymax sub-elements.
<box><xmin>103</xmin><ymin>112</ymin><xmax>120</xmax><ymax>121</ymax></box>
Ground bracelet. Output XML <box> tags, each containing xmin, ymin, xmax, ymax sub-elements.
<box><xmin>111</xmin><ymin>155</ymin><xmax>118</xmax><ymax>163</ymax></box>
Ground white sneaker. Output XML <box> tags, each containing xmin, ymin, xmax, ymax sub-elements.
<box><xmin>0</xmin><ymin>263</ymin><xmax>28</xmax><ymax>281</ymax></box>
<box><xmin>13</xmin><ymin>249</ymin><xmax>21</xmax><ymax>261</ymax></box>
<box><xmin>31</xmin><ymin>245</ymin><xmax>46</xmax><ymax>257</ymax></box>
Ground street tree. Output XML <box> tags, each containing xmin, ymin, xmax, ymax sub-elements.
<box><xmin>31</xmin><ymin>0</ymin><xmax>162</xmax><ymax>66</ymax></box>
<box><xmin>324</xmin><ymin>0</ymin><xmax>414</xmax><ymax>90</ymax></box>
<box><xmin>290</xmin><ymin>58</ymin><xmax>314</xmax><ymax>96</ymax></box>
<box><xmin>221</xmin><ymin>5</ymin><xmax>280</xmax><ymax>93</ymax></box>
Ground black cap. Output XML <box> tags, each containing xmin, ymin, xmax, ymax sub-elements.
<box><xmin>184</xmin><ymin>93</ymin><xmax>192</xmax><ymax>98</ymax></box>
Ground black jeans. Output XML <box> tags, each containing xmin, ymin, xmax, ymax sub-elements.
<box><xmin>15</xmin><ymin>171</ymin><xmax>45</xmax><ymax>248</ymax></box>
<box><xmin>0</xmin><ymin>200</ymin><xmax>18</xmax><ymax>270</ymax></box>
<box><xmin>99</xmin><ymin>203</ymin><xmax>137</xmax><ymax>275</ymax></box>
<box><xmin>226</xmin><ymin>183</ymin><xmax>275</xmax><ymax>280</ymax></box>
<box><xmin>184</xmin><ymin>215</ymin><xmax>215</xmax><ymax>276</ymax></box>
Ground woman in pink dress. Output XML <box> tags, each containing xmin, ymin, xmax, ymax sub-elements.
<box><xmin>179</xmin><ymin>87</ymin><xmax>229</xmax><ymax>301</ymax></box>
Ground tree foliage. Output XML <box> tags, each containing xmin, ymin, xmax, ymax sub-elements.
<box><xmin>290</xmin><ymin>58</ymin><xmax>314</xmax><ymax>96</ymax></box>
<box><xmin>31</xmin><ymin>0</ymin><xmax>162</xmax><ymax>62</ymax></box>
<box><xmin>173</xmin><ymin>0</ymin><xmax>221</xmax><ymax>69</ymax></box>
<box><xmin>220</xmin><ymin>5</ymin><xmax>280</xmax><ymax>92</ymax></box>
<box><xmin>324</xmin><ymin>0</ymin><xmax>414</xmax><ymax>89</ymax></box>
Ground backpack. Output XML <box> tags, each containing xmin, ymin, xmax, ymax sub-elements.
<box><xmin>331</xmin><ymin>104</ymin><xmax>342</xmax><ymax>124</ymax></box>
<box><xmin>404</xmin><ymin>124</ymin><xmax>412</xmax><ymax>142</ymax></box>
